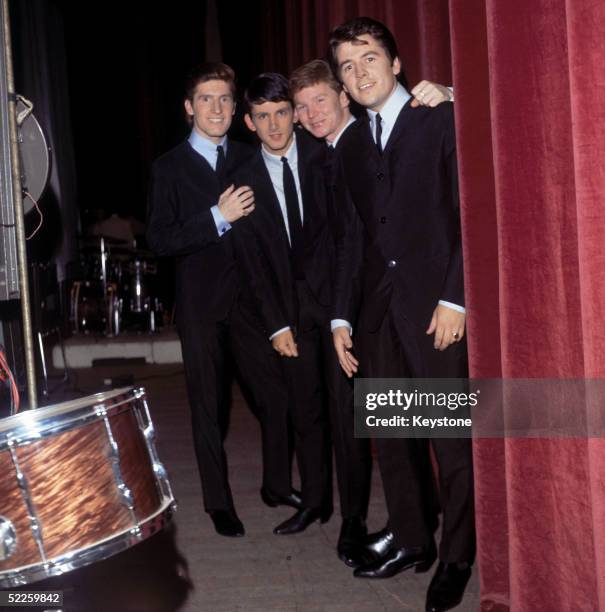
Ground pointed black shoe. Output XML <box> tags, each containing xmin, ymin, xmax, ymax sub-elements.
<box><xmin>354</xmin><ymin>543</ymin><xmax>437</xmax><ymax>579</ymax></box>
<box><xmin>209</xmin><ymin>509</ymin><xmax>245</xmax><ymax>537</ymax></box>
<box><xmin>425</xmin><ymin>561</ymin><xmax>472</xmax><ymax>612</ymax></box>
<box><xmin>364</xmin><ymin>527</ymin><xmax>394</xmax><ymax>558</ymax></box>
<box><xmin>337</xmin><ymin>517</ymin><xmax>373</xmax><ymax>568</ymax></box>
<box><xmin>273</xmin><ymin>507</ymin><xmax>330</xmax><ymax>535</ymax></box>
<box><xmin>260</xmin><ymin>487</ymin><xmax>303</xmax><ymax>510</ymax></box>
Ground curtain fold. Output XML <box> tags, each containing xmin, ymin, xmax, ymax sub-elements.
<box><xmin>449</xmin><ymin>1</ymin><xmax>605</xmax><ymax>609</ymax></box>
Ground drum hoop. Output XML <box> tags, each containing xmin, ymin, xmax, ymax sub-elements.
<box><xmin>0</xmin><ymin>499</ymin><xmax>176</xmax><ymax>588</ymax></box>
<box><xmin>0</xmin><ymin>387</ymin><xmax>142</xmax><ymax>449</ymax></box>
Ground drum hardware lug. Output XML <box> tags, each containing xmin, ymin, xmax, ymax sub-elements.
<box><xmin>0</xmin><ymin>516</ymin><xmax>17</xmax><ymax>561</ymax></box>
<box><xmin>101</xmin><ymin>412</ymin><xmax>138</xmax><ymax>529</ymax></box>
<box><xmin>134</xmin><ymin>395</ymin><xmax>175</xmax><ymax>506</ymax></box>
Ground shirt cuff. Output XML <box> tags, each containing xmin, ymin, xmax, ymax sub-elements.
<box><xmin>331</xmin><ymin>319</ymin><xmax>352</xmax><ymax>334</ymax></box>
<box><xmin>269</xmin><ymin>326</ymin><xmax>290</xmax><ymax>341</ymax></box>
<box><xmin>438</xmin><ymin>300</ymin><xmax>465</xmax><ymax>314</ymax></box>
<box><xmin>211</xmin><ymin>205</ymin><xmax>232</xmax><ymax>236</ymax></box>
<box><xmin>447</xmin><ymin>86</ymin><xmax>454</xmax><ymax>102</ymax></box>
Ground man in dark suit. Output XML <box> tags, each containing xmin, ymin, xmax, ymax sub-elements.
<box><xmin>328</xmin><ymin>18</ymin><xmax>475</xmax><ymax>612</ymax></box>
<box><xmin>232</xmin><ymin>73</ymin><xmax>335</xmax><ymax>536</ymax></box>
<box><xmin>289</xmin><ymin>60</ymin><xmax>452</xmax><ymax>568</ymax></box>
<box><xmin>147</xmin><ymin>63</ymin><xmax>301</xmax><ymax>538</ymax></box>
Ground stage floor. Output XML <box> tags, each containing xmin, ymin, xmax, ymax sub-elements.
<box><xmin>9</xmin><ymin>363</ymin><xmax>480</xmax><ymax>611</ymax></box>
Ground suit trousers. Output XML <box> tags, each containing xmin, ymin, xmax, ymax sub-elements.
<box><xmin>325</xmin><ymin>342</ymin><xmax>372</xmax><ymax>519</ymax></box>
<box><xmin>358</xmin><ymin>306</ymin><xmax>476</xmax><ymax>563</ymax></box>
<box><xmin>279</xmin><ymin>281</ymin><xmax>330</xmax><ymax>510</ymax></box>
<box><xmin>177</xmin><ymin>301</ymin><xmax>291</xmax><ymax>511</ymax></box>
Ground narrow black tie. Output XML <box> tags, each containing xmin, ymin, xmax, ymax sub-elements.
<box><xmin>325</xmin><ymin>144</ymin><xmax>336</xmax><ymax>185</ymax></box>
<box><xmin>375</xmin><ymin>113</ymin><xmax>383</xmax><ymax>155</ymax></box>
<box><xmin>281</xmin><ymin>156</ymin><xmax>305</xmax><ymax>279</ymax></box>
<box><xmin>216</xmin><ymin>145</ymin><xmax>226</xmax><ymax>186</ymax></box>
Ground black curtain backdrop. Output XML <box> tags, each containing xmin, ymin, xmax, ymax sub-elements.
<box><xmin>10</xmin><ymin>1</ymin><xmax>267</xmax><ymax>235</ymax></box>
<box><xmin>10</xmin><ymin>0</ymin><xmax>78</xmax><ymax>277</ymax></box>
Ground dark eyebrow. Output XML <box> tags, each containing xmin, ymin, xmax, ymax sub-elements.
<box><xmin>339</xmin><ymin>48</ymin><xmax>376</xmax><ymax>69</ymax></box>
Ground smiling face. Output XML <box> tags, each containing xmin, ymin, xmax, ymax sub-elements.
<box><xmin>335</xmin><ymin>33</ymin><xmax>400</xmax><ymax>112</ymax></box>
<box><xmin>294</xmin><ymin>82</ymin><xmax>350</xmax><ymax>142</ymax></box>
<box><xmin>184</xmin><ymin>79</ymin><xmax>235</xmax><ymax>143</ymax></box>
<box><xmin>244</xmin><ymin>100</ymin><xmax>296</xmax><ymax>156</ymax></box>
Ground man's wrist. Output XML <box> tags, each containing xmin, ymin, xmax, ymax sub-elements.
<box><xmin>331</xmin><ymin>319</ymin><xmax>352</xmax><ymax>334</ymax></box>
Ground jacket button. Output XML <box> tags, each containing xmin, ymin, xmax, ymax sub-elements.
<box><xmin>387</xmin><ymin>260</ymin><xmax>397</xmax><ymax>268</ymax></box>
<box><xmin>377</xmin><ymin>172</ymin><xmax>384</xmax><ymax>180</ymax></box>
<box><xmin>380</xmin><ymin>216</ymin><xmax>387</xmax><ymax>224</ymax></box>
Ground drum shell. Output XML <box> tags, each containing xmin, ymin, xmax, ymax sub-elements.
<box><xmin>0</xmin><ymin>388</ymin><xmax>174</xmax><ymax>586</ymax></box>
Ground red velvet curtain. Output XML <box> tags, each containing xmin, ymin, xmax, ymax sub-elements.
<box><xmin>263</xmin><ymin>1</ymin><xmax>605</xmax><ymax>608</ymax></box>
<box><xmin>261</xmin><ymin>0</ymin><xmax>452</xmax><ymax>86</ymax></box>
<box><xmin>451</xmin><ymin>1</ymin><xmax>605</xmax><ymax>609</ymax></box>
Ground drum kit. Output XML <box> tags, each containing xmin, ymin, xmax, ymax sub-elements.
<box><xmin>0</xmin><ymin>387</ymin><xmax>176</xmax><ymax>587</ymax></box>
<box><xmin>70</xmin><ymin>235</ymin><xmax>163</xmax><ymax>336</ymax></box>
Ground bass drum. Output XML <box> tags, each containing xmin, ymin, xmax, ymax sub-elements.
<box><xmin>69</xmin><ymin>280</ymin><xmax>121</xmax><ymax>336</ymax></box>
<box><xmin>0</xmin><ymin>387</ymin><xmax>175</xmax><ymax>587</ymax></box>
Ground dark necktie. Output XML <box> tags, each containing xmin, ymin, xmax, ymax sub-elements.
<box><xmin>325</xmin><ymin>144</ymin><xmax>336</xmax><ymax>184</ymax></box>
<box><xmin>216</xmin><ymin>144</ymin><xmax>226</xmax><ymax>186</ymax></box>
<box><xmin>375</xmin><ymin>113</ymin><xmax>383</xmax><ymax>155</ymax></box>
<box><xmin>281</xmin><ymin>156</ymin><xmax>305</xmax><ymax>279</ymax></box>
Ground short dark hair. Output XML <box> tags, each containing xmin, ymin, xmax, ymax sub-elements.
<box><xmin>184</xmin><ymin>62</ymin><xmax>236</xmax><ymax>101</ymax></box>
<box><xmin>244</xmin><ymin>72</ymin><xmax>291</xmax><ymax>112</ymax></box>
<box><xmin>289</xmin><ymin>59</ymin><xmax>343</xmax><ymax>98</ymax></box>
<box><xmin>328</xmin><ymin>17</ymin><xmax>407</xmax><ymax>88</ymax></box>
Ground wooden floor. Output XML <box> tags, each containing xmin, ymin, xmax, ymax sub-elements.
<box><xmin>6</xmin><ymin>364</ymin><xmax>480</xmax><ymax>611</ymax></box>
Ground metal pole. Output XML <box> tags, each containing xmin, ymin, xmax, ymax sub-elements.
<box><xmin>2</xmin><ymin>0</ymin><xmax>37</xmax><ymax>409</ymax></box>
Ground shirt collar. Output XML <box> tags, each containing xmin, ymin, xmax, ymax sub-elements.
<box><xmin>327</xmin><ymin>115</ymin><xmax>356</xmax><ymax>149</ymax></box>
<box><xmin>188</xmin><ymin>129</ymin><xmax>228</xmax><ymax>157</ymax></box>
<box><xmin>261</xmin><ymin>132</ymin><xmax>297</xmax><ymax>167</ymax></box>
<box><xmin>366</xmin><ymin>82</ymin><xmax>411</xmax><ymax>130</ymax></box>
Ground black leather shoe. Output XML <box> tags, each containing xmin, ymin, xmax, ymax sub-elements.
<box><xmin>260</xmin><ymin>487</ymin><xmax>303</xmax><ymax>510</ymax></box>
<box><xmin>425</xmin><ymin>561</ymin><xmax>472</xmax><ymax>612</ymax></box>
<box><xmin>209</xmin><ymin>509</ymin><xmax>245</xmax><ymax>537</ymax></box>
<box><xmin>337</xmin><ymin>517</ymin><xmax>373</xmax><ymax>568</ymax></box>
<box><xmin>364</xmin><ymin>527</ymin><xmax>394</xmax><ymax>558</ymax></box>
<box><xmin>354</xmin><ymin>544</ymin><xmax>437</xmax><ymax>579</ymax></box>
<box><xmin>273</xmin><ymin>507</ymin><xmax>330</xmax><ymax>535</ymax></box>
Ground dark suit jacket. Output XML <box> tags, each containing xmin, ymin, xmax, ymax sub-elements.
<box><xmin>232</xmin><ymin>130</ymin><xmax>332</xmax><ymax>336</ymax></box>
<box><xmin>335</xmin><ymin>101</ymin><xmax>464</xmax><ymax>333</ymax></box>
<box><xmin>146</xmin><ymin>139</ymin><xmax>254</xmax><ymax>324</ymax></box>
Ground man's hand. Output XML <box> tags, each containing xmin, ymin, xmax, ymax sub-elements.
<box><xmin>410</xmin><ymin>81</ymin><xmax>452</xmax><ymax>108</ymax></box>
<box><xmin>218</xmin><ymin>184</ymin><xmax>255</xmax><ymax>223</ymax></box>
<box><xmin>271</xmin><ymin>329</ymin><xmax>299</xmax><ymax>357</ymax></box>
<box><xmin>332</xmin><ymin>326</ymin><xmax>359</xmax><ymax>378</ymax></box>
<box><xmin>426</xmin><ymin>304</ymin><xmax>466</xmax><ymax>351</ymax></box>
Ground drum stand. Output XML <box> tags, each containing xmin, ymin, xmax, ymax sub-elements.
<box><xmin>37</xmin><ymin>327</ymin><xmax>69</xmax><ymax>397</ymax></box>
<box><xmin>0</xmin><ymin>0</ymin><xmax>37</xmax><ymax>408</ymax></box>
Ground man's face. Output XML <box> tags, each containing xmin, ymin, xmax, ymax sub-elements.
<box><xmin>184</xmin><ymin>79</ymin><xmax>235</xmax><ymax>143</ymax></box>
<box><xmin>244</xmin><ymin>100</ymin><xmax>296</xmax><ymax>156</ymax></box>
<box><xmin>335</xmin><ymin>34</ymin><xmax>400</xmax><ymax>112</ymax></box>
<box><xmin>294</xmin><ymin>83</ymin><xmax>350</xmax><ymax>142</ymax></box>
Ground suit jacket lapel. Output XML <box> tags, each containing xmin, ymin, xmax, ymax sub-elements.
<box><xmin>184</xmin><ymin>141</ymin><xmax>219</xmax><ymax>189</ymax></box>
<box><xmin>251</xmin><ymin>151</ymin><xmax>291</xmax><ymax>250</ymax></box>
<box><xmin>382</xmin><ymin>99</ymin><xmax>415</xmax><ymax>157</ymax></box>
<box><xmin>358</xmin><ymin>115</ymin><xmax>381</xmax><ymax>165</ymax></box>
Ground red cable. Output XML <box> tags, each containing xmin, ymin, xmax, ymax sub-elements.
<box><xmin>0</xmin><ymin>349</ymin><xmax>20</xmax><ymax>413</ymax></box>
